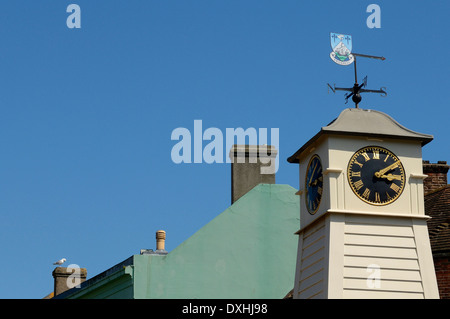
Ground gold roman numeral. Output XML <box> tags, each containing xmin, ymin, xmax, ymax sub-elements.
<box><xmin>354</xmin><ymin>180</ymin><xmax>364</xmax><ymax>191</ymax></box>
<box><xmin>353</xmin><ymin>160</ymin><xmax>363</xmax><ymax>168</ymax></box>
<box><xmin>362</xmin><ymin>188</ymin><xmax>371</xmax><ymax>199</ymax></box>
<box><xmin>351</xmin><ymin>171</ymin><xmax>361</xmax><ymax>177</ymax></box>
<box><xmin>373</xmin><ymin>150</ymin><xmax>380</xmax><ymax>160</ymax></box>
<box><xmin>311</xmin><ymin>199</ymin><xmax>317</xmax><ymax>211</ymax></box>
<box><xmin>390</xmin><ymin>183</ymin><xmax>401</xmax><ymax>193</ymax></box>
<box><xmin>386</xmin><ymin>192</ymin><xmax>392</xmax><ymax>200</ymax></box>
<box><xmin>361</xmin><ymin>152</ymin><xmax>370</xmax><ymax>162</ymax></box>
<box><xmin>374</xmin><ymin>192</ymin><xmax>381</xmax><ymax>203</ymax></box>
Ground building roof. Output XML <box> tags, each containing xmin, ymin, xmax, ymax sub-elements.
<box><xmin>288</xmin><ymin>108</ymin><xmax>434</xmax><ymax>163</ymax></box>
<box><xmin>55</xmin><ymin>184</ymin><xmax>300</xmax><ymax>299</ymax></box>
<box><xmin>425</xmin><ymin>185</ymin><xmax>450</xmax><ymax>254</ymax></box>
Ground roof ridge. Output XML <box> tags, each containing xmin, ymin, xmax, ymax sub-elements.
<box><xmin>425</xmin><ymin>184</ymin><xmax>450</xmax><ymax>197</ymax></box>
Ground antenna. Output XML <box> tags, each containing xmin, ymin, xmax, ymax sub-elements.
<box><xmin>328</xmin><ymin>33</ymin><xmax>387</xmax><ymax>108</ymax></box>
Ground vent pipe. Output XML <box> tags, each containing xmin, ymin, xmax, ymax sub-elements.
<box><xmin>156</xmin><ymin>230</ymin><xmax>166</xmax><ymax>251</ymax></box>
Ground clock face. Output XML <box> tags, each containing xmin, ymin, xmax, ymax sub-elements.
<box><xmin>347</xmin><ymin>146</ymin><xmax>405</xmax><ymax>206</ymax></box>
<box><xmin>305</xmin><ymin>155</ymin><xmax>323</xmax><ymax>215</ymax></box>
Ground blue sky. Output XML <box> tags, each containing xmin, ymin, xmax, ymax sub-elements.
<box><xmin>0</xmin><ymin>1</ymin><xmax>448</xmax><ymax>298</ymax></box>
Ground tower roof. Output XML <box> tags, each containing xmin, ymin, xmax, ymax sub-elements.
<box><xmin>288</xmin><ymin>108</ymin><xmax>433</xmax><ymax>163</ymax></box>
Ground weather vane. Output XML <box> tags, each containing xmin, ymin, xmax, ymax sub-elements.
<box><xmin>327</xmin><ymin>32</ymin><xmax>387</xmax><ymax>108</ymax></box>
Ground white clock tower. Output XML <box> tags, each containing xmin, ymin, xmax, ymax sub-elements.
<box><xmin>288</xmin><ymin>107</ymin><xmax>439</xmax><ymax>299</ymax></box>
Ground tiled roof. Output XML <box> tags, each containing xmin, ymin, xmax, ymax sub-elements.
<box><xmin>425</xmin><ymin>185</ymin><xmax>450</xmax><ymax>253</ymax></box>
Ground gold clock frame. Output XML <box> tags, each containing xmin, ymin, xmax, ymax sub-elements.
<box><xmin>305</xmin><ymin>154</ymin><xmax>323</xmax><ymax>215</ymax></box>
<box><xmin>347</xmin><ymin>146</ymin><xmax>406</xmax><ymax>206</ymax></box>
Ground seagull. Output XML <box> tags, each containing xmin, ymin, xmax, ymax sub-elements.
<box><xmin>53</xmin><ymin>258</ymin><xmax>67</xmax><ymax>266</ymax></box>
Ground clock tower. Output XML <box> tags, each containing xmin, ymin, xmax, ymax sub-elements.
<box><xmin>288</xmin><ymin>107</ymin><xmax>439</xmax><ymax>298</ymax></box>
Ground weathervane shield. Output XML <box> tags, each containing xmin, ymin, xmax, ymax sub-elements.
<box><xmin>330</xmin><ymin>32</ymin><xmax>354</xmax><ymax>65</ymax></box>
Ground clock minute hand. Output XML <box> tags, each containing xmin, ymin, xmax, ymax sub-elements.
<box><xmin>374</xmin><ymin>161</ymin><xmax>400</xmax><ymax>178</ymax></box>
<box><xmin>308</xmin><ymin>162</ymin><xmax>318</xmax><ymax>186</ymax></box>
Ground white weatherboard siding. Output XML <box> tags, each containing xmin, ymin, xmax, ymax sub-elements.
<box><xmin>294</xmin><ymin>218</ymin><xmax>326</xmax><ymax>299</ymax></box>
<box><xmin>294</xmin><ymin>213</ymin><xmax>439</xmax><ymax>299</ymax></box>
<box><xmin>342</xmin><ymin>215</ymin><xmax>424</xmax><ymax>298</ymax></box>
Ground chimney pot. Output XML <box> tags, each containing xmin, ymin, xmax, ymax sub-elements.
<box><xmin>52</xmin><ymin>267</ymin><xmax>87</xmax><ymax>297</ymax></box>
<box><xmin>156</xmin><ymin>230</ymin><xmax>166</xmax><ymax>251</ymax></box>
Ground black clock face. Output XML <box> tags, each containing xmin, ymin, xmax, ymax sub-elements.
<box><xmin>347</xmin><ymin>146</ymin><xmax>405</xmax><ymax>206</ymax></box>
<box><xmin>305</xmin><ymin>155</ymin><xmax>323</xmax><ymax>215</ymax></box>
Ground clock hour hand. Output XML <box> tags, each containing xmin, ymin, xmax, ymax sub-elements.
<box><xmin>379</xmin><ymin>173</ymin><xmax>402</xmax><ymax>181</ymax></box>
<box><xmin>309</xmin><ymin>175</ymin><xmax>323</xmax><ymax>187</ymax></box>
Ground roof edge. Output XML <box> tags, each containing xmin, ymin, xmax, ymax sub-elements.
<box><xmin>53</xmin><ymin>256</ymin><xmax>134</xmax><ymax>299</ymax></box>
<box><xmin>287</xmin><ymin>108</ymin><xmax>434</xmax><ymax>164</ymax></box>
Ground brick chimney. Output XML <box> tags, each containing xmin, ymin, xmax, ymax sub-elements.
<box><xmin>423</xmin><ymin>160</ymin><xmax>449</xmax><ymax>194</ymax></box>
<box><xmin>229</xmin><ymin>144</ymin><xmax>277</xmax><ymax>204</ymax></box>
<box><xmin>52</xmin><ymin>267</ymin><xmax>87</xmax><ymax>297</ymax></box>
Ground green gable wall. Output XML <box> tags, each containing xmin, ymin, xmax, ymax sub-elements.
<box><xmin>133</xmin><ymin>184</ymin><xmax>300</xmax><ymax>299</ymax></box>
<box><xmin>74</xmin><ymin>269</ymin><xmax>133</xmax><ymax>299</ymax></box>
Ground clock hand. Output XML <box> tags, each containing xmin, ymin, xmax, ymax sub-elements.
<box><xmin>379</xmin><ymin>174</ymin><xmax>402</xmax><ymax>181</ymax></box>
<box><xmin>308</xmin><ymin>162</ymin><xmax>318</xmax><ymax>186</ymax></box>
<box><xmin>374</xmin><ymin>161</ymin><xmax>400</xmax><ymax>178</ymax></box>
<box><xmin>309</xmin><ymin>175</ymin><xmax>323</xmax><ymax>187</ymax></box>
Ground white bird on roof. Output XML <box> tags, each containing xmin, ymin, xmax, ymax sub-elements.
<box><xmin>53</xmin><ymin>258</ymin><xmax>67</xmax><ymax>266</ymax></box>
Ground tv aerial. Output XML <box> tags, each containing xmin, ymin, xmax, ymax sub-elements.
<box><xmin>327</xmin><ymin>33</ymin><xmax>387</xmax><ymax>108</ymax></box>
